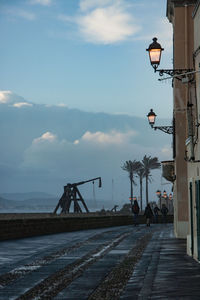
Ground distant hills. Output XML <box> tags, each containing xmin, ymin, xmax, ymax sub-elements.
<box><xmin>1</xmin><ymin>192</ymin><xmax>56</xmax><ymax>201</ymax></box>
<box><xmin>0</xmin><ymin>192</ymin><xmax>58</xmax><ymax>212</ymax></box>
<box><xmin>0</xmin><ymin>91</ymin><xmax>172</xmax><ymax>206</ymax></box>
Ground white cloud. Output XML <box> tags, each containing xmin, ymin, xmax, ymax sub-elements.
<box><xmin>30</xmin><ymin>0</ymin><xmax>52</xmax><ymax>6</ymax></box>
<box><xmin>21</xmin><ymin>129</ymin><xmax>146</xmax><ymax>175</ymax></box>
<box><xmin>56</xmin><ymin>103</ymin><xmax>68</xmax><ymax>107</ymax></box>
<box><xmin>20</xmin><ymin>128</ymin><xmax>168</xmax><ymax>201</ymax></box>
<box><xmin>79</xmin><ymin>130</ymin><xmax>137</xmax><ymax>145</ymax></box>
<box><xmin>58</xmin><ymin>0</ymin><xmax>141</xmax><ymax>45</ymax></box>
<box><xmin>0</xmin><ymin>90</ymin><xmax>33</xmax><ymax>106</ymax></box>
<box><xmin>0</xmin><ymin>91</ymin><xmax>12</xmax><ymax>104</ymax></box>
<box><xmin>33</xmin><ymin>132</ymin><xmax>57</xmax><ymax>144</ymax></box>
<box><xmin>77</xmin><ymin>6</ymin><xmax>140</xmax><ymax>44</ymax></box>
<box><xmin>13</xmin><ymin>102</ymin><xmax>33</xmax><ymax>108</ymax></box>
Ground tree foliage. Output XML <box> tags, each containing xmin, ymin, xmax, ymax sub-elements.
<box><xmin>121</xmin><ymin>160</ymin><xmax>142</xmax><ymax>201</ymax></box>
<box><xmin>141</xmin><ymin>155</ymin><xmax>161</xmax><ymax>205</ymax></box>
<box><xmin>121</xmin><ymin>155</ymin><xmax>160</xmax><ymax>208</ymax></box>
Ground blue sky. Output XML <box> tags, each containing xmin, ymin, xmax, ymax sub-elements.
<box><xmin>0</xmin><ymin>0</ymin><xmax>173</xmax><ymax>118</ymax></box>
<box><xmin>0</xmin><ymin>0</ymin><xmax>174</xmax><ymax>206</ymax></box>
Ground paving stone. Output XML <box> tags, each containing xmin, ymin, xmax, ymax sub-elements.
<box><xmin>121</xmin><ymin>224</ymin><xmax>200</xmax><ymax>299</ymax></box>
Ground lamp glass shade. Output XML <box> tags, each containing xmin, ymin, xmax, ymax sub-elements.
<box><xmin>148</xmin><ymin>114</ymin><xmax>156</xmax><ymax>125</ymax></box>
<box><xmin>149</xmin><ymin>48</ymin><xmax>162</xmax><ymax>65</ymax></box>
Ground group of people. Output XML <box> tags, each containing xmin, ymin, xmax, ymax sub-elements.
<box><xmin>132</xmin><ymin>200</ymin><xmax>169</xmax><ymax>226</ymax></box>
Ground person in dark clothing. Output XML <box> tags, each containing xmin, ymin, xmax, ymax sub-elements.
<box><xmin>161</xmin><ymin>204</ymin><xmax>168</xmax><ymax>223</ymax></box>
<box><xmin>132</xmin><ymin>200</ymin><xmax>140</xmax><ymax>226</ymax></box>
<box><xmin>144</xmin><ymin>204</ymin><xmax>153</xmax><ymax>226</ymax></box>
<box><xmin>153</xmin><ymin>205</ymin><xmax>160</xmax><ymax>223</ymax></box>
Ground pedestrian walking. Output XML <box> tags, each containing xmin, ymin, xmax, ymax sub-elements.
<box><xmin>153</xmin><ymin>205</ymin><xmax>160</xmax><ymax>223</ymax></box>
<box><xmin>144</xmin><ymin>204</ymin><xmax>153</xmax><ymax>226</ymax></box>
<box><xmin>132</xmin><ymin>199</ymin><xmax>140</xmax><ymax>226</ymax></box>
<box><xmin>161</xmin><ymin>204</ymin><xmax>168</xmax><ymax>223</ymax></box>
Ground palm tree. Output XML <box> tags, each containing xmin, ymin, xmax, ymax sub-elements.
<box><xmin>121</xmin><ymin>160</ymin><xmax>141</xmax><ymax>205</ymax></box>
<box><xmin>136</xmin><ymin>167</ymin><xmax>145</xmax><ymax>211</ymax></box>
<box><xmin>141</xmin><ymin>155</ymin><xmax>161</xmax><ymax>206</ymax></box>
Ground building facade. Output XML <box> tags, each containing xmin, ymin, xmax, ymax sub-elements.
<box><xmin>167</xmin><ymin>0</ymin><xmax>200</xmax><ymax>261</ymax></box>
<box><xmin>187</xmin><ymin>0</ymin><xmax>200</xmax><ymax>261</ymax></box>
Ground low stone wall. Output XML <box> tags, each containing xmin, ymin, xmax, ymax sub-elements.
<box><xmin>0</xmin><ymin>213</ymin><xmax>173</xmax><ymax>241</ymax></box>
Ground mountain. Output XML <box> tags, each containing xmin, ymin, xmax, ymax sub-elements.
<box><xmin>0</xmin><ymin>91</ymin><xmax>172</xmax><ymax>206</ymax></box>
<box><xmin>1</xmin><ymin>192</ymin><xmax>56</xmax><ymax>201</ymax></box>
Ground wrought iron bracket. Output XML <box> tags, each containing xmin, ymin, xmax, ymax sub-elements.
<box><xmin>153</xmin><ymin>67</ymin><xmax>194</xmax><ymax>80</ymax></box>
<box><xmin>151</xmin><ymin>125</ymin><xmax>173</xmax><ymax>135</ymax></box>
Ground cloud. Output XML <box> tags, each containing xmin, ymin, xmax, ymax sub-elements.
<box><xmin>21</xmin><ymin>129</ymin><xmax>158</xmax><ymax>175</ymax></box>
<box><xmin>79</xmin><ymin>130</ymin><xmax>137</xmax><ymax>145</ymax></box>
<box><xmin>0</xmin><ymin>90</ymin><xmax>33</xmax><ymax>106</ymax></box>
<box><xmin>30</xmin><ymin>0</ymin><xmax>52</xmax><ymax>6</ymax></box>
<box><xmin>77</xmin><ymin>6</ymin><xmax>140</xmax><ymax>44</ymax></box>
<box><xmin>0</xmin><ymin>91</ymin><xmax>12</xmax><ymax>104</ymax></box>
<box><xmin>13</xmin><ymin>102</ymin><xmax>33</xmax><ymax>108</ymax></box>
<box><xmin>33</xmin><ymin>132</ymin><xmax>57</xmax><ymax>144</ymax></box>
<box><xmin>58</xmin><ymin>0</ymin><xmax>141</xmax><ymax>45</ymax></box>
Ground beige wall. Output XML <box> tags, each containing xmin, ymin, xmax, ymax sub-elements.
<box><xmin>172</xmin><ymin>5</ymin><xmax>195</xmax><ymax>238</ymax></box>
<box><xmin>187</xmin><ymin>2</ymin><xmax>200</xmax><ymax>261</ymax></box>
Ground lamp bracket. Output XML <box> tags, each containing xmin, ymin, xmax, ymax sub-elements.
<box><xmin>152</xmin><ymin>125</ymin><xmax>173</xmax><ymax>135</ymax></box>
<box><xmin>154</xmin><ymin>67</ymin><xmax>194</xmax><ymax>79</ymax></box>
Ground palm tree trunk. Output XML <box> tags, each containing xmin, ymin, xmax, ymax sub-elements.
<box><xmin>146</xmin><ymin>175</ymin><xmax>148</xmax><ymax>205</ymax></box>
<box><xmin>130</xmin><ymin>176</ymin><xmax>133</xmax><ymax>206</ymax></box>
<box><xmin>140</xmin><ymin>177</ymin><xmax>143</xmax><ymax>211</ymax></box>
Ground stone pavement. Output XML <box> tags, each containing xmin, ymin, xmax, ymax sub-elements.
<box><xmin>121</xmin><ymin>224</ymin><xmax>200</xmax><ymax>299</ymax></box>
<box><xmin>1</xmin><ymin>224</ymin><xmax>200</xmax><ymax>299</ymax></box>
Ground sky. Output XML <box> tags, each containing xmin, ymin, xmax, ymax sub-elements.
<box><xmin>0</xmin><ymin>0</ymin><xmax>173</xmax><ymax>209</ymax></box>
<box><xmin>0</xmin><ymin>0</ymin><xmax>173</xmax><ymax>118</ymax></box>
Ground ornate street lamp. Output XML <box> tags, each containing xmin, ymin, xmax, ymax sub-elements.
<box><xmin>147</xmin><ymin>109</ymin><xmax>157</xmax><ymax>127</ymax></box>
<box><xmin>146</xmin><ymin>37</ymin><xmax>193</xmax><ymax>78</ymax></box>
<box><xmin>147</xmin><ymin>109</ymin><xmax>173</xmax><ymax>134</ymax></box>
<box><xmin>146</xmin><ymin>37</ymin><xmax>164</xmax><ymax>72</ymax></box>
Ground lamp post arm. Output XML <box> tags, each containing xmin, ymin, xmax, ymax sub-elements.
<box><xmin>155</xmin><ymin>68</ymin><xmax>194</xmax><ymax>77</ymax></box>
<box><xmin>152</xmin><ymin>125</ymin><xmax>173</xmax><ymax>135</ymax></box>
